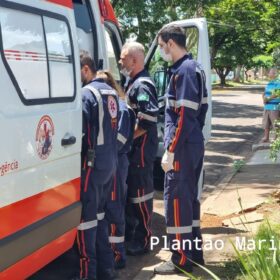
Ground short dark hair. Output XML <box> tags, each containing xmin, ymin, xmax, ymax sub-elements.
<box><xmin>80</xmin><ymin>51</ymin><xmax>96</xmax><ymax>73</ymax></box>
<box><xmin>157</xmin><ymin>24</ymin><xmax>186</xmax><ymax>48</ymax></box>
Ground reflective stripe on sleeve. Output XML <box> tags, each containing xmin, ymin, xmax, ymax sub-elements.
<box><xmin>77</xmin><ymin>220</ymin><xmax>98</xmax><ymax>230</ymax></box>
<box><xmin>117</xmin><ymin>133</ymin><xmax>127</xmax><ymax>144</ymax></box>
<box><xmin>192</xmin><ymin>220</ymin><xmax>200</xmax><ymax>227</ymax></box>
<box><xmin>166</xmin><ymin>225</ymin><xmax>192</xmax><ymax>234</ymax></box>
<box><xmin>137</xmin><ymin>77</ymin><xmax>155</xmax><ymax>87</ymax></box>
<box><xmin>168</xmin><ymin>99</ymin><xmax>199</xmax><ymax>110</ymax></box>
<box><xmin>100</xmin><ymin>89</ymin><xmax>117</xmax><ymax>96</ymax></box>
<box><xmin>109</xmin><ymin>236</ymin><xmax>125</xmax><ymax>243</ymax></box>
<box><xmin>176</xmin><ymin>99</ymin><xmax>199</xmax><ymax>110</ymax></box>
<box><xmin>85</xmin><ymin>85</ymin><xmax>104</xmax><ymax>145</ymax></box>
<box><xmin>137</xmin><ymin>112</ymin><xmax>157</xmax><ymax>122</ymax></box>
<box><xmin>202</xmin><ymin>97</ymin><xmax>208</xmax><ymax>104</ymax></box>
<box><xmin>129</xmin><ymin>191</ymin><xmax>154</xmax><ymax>203</ymax></box>
<box><xmin>97</xmin><ymin>212</ymin><xmax>105</xmax><ymax>220</ymax></box>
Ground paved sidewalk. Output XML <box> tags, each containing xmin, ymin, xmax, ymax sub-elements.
<box><xmin>135</xmin><ymin>148</ymin><xmax>280</xmax><ymax>280</ymax></box>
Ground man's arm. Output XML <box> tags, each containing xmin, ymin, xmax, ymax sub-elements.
<box><xmin>167</xmin><ymin>63</ymin><xmax>200</xmax><ymax>154</ymax></box>
<box><xmin>134</xmin><ymin>82</ymin><xmax>158</xmax><ymax>134</ymax></box>
<box><xmin>133</xmin><ymin>123</ymin><xmax>146</xmax><ymax>139</ymax></box>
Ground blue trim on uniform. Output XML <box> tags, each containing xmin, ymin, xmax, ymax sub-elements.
<box><xmin>264</xmin><ymin>79</ymin><xmax>280</xmax><ymax>111</ymax></box>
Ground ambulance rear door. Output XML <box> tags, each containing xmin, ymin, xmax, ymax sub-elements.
<box><xmin>104</xmin><ymin>20</ymin><xmax>123</xmax><ymax>83</ymax></box>
<box><xmin>72</xmin><ymin>0</ymin><xmax>123</xmax><ymax>81</ymax></box>
<box><xmin>0</xmin><ymin>0</ymin><xmax>81</xmax><ymax>278</ymax></box>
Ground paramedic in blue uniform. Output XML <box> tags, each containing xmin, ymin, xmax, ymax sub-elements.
<box><xmin>96</xmin><ymin>70</ymin><xmax>136</xmax><ymax>269</ymax></box>
<box><xmin>76</xmin><ymin>54</ymin><xmax>118</xmax><ymax>280</ymax></box>
<box><xmin>119</xmin><ymin>42</ymin><xmax>159</xmax><ymax>255</ymax></box>
<box><xmin>154</xmin><ymin>25</ymin><xmax>208</xmax><ymax>275</ymax></box>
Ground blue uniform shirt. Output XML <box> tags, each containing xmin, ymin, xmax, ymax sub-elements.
<box><xmin>164</xmin><ymin>54</ymin><xmax>208</xmax><ymax>153</ymax></box>
<box><xmin>264</xmin><ymin>79</ymin><xmax>280</xmax><ymax>111</ymax></box>
<box><xmin>126</xmin><ymin>69</ymin><xmax>159</xmax><ymax>166</ymax></box>
<box><xmin>117</xmin><ymin>99</ymin><xmax>135</xmax><ymax>154</ymax></box>
<box><xmin>82</xmin><ymin>78</ymin><xmax>119</xmax><ymax>171</ymax></box>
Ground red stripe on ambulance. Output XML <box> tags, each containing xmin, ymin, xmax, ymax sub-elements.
<box><xmin>0</xmin><ymin>178</ymin><xmax>80</xmax><ymax>239</ymax></box>
<box><xmin>46</xmin><ymin>0</ymin><xmax>73</xmax><ymax>8</ymax></box>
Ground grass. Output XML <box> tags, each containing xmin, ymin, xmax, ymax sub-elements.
<box><xmin>212</xmin><ymin>79</ymin><xmax>268</xmax><ymax>88</ymax></box>
<box><xmin>232</xmin><ymin>221</ymin><xmax>280</xmax><ymax>280</ymax></box>
<box><xmin>175</xmin><ymin>220</ymin><xmax>280</xmax><ymax>280</ymax></box>
<box><xmin>270</xmin><ymin>119</ymin><xmax>280</xmax><ymax>162</ymax></box>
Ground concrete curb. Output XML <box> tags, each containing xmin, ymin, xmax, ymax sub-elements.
<box><xmin>201</xmin><ymin>169</ymin><xmax>237</xmax><ymax>216</ymax></box>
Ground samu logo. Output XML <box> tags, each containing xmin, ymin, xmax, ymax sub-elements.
<box><xmin>36</xmin><ymin>115</ymin><xmax>55</xmax><ymax>160</ymax></box>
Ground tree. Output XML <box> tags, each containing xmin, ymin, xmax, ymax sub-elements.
<box><xmin>205</xmin><ymin>0</ymin><xmax>271</xmax><ymax>85</ymax></box>
<box><xmin>113</xmin><ymin>0</ymin><xmax>217</xmax><ymax>47</ymax></box>
<box><xmin>113</xmin><ymin>0</ymin><xmax>280</xmax><ymax>86</ymax></box>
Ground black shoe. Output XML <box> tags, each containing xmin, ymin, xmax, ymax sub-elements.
<box><xmin>114</xmin><ymin>259</ymin><xmax>126</xmax><ymax>269</ymax></box>
<box><xmin>97</xmin><ymin>269</ymin><xmax>117</xmax><ymax>280</ymax></box>
<box><xmin>126</xmin><ymin>243</ymin><xmax>150</xmax><ymax>256</ymax></box>
<box><xmin>154</xmin><ymin>260</ymin><xmax>192</xmax><ymax>275</ymax></box>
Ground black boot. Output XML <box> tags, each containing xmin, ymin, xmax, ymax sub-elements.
<box><xmin>126</xmin><ymin>240</ymin><xmax>150</xmax><ymax>256</ymax></box>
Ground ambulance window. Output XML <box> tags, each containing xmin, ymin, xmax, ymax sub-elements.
<box><xmin>0</xmin><ymin>7</ymin><xmax>49</xmax><ymax>99</ymax></box>
<box><xmin>73</xmin><ymin>0</ymin><xmax>98</xmax><ymax>62</ymax></box>
<box><xmin>105</xmin><ymin>29</ymin><xmax>121</xmax><ymax>82</ymax></box>
<box><xmin>44</xmin><ymin>17</ymin><xmax>74</xmax><ymax>98</ymax></box>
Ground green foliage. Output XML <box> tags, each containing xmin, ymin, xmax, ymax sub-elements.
<box><xmin>232</xmin><ymin>222</ymin><xmax>280</xmax><ymax>280</ymax></box>
<box><xmin>113</xmin><ymin>0</ymin><xmax>219</xmax><ymax>47</ymax></box>
<box><xmin>272</xmin><ymin>46</ymin><xmax>280</xmax><ymax>68</ymax></box>
<box><xmin>270</xmin><ymin>119</ymin><xmax>280</xmax><ymax>162</ymax></box>
<box><xmin>252</xmin><ymin>55</ymin><xmax>274</xmax><ymax>69</ymax></box>
<box><xmin>233</xmin><ymin>159</ymin><xmax>245</xmax><ymax>173</ymax></box>
<box><xmin>113</xmin><ymin>0</ymin><xmax>280</xmax><ymax>86</ymax></box>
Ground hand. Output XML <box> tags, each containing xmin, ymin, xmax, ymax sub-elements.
<box><xmin>161</xmin><ymin>150</ymin><xmax>174</xmax><ymax>173</ymax></box>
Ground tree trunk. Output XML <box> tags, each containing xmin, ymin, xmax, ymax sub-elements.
<box><xmin>220</xmin><ymin>75</ymin><xmax>226</xmax><ymax>86</ymax></box>
<box><xmin>245</xmin><ymin>69</ymin><xmax>249</xmax><ymax>81</ymax></box>
<box><xmin>234</xmin><ymin>65</ymin><xmax>241</xmax><ymax>82</ymax></box>
<box><xmin>216</xmin><ymin>67</ymin><xmax>231</xmax><ymax>86</ymax></box>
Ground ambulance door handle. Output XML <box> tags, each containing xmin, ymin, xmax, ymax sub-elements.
<box><xmin>61</xmin><ymin>134</ymin><xmax>76</xmax><ymax>146</ymax></box>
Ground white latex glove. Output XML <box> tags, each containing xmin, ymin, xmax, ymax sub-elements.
<box><xmin>161</xmin><ymin>150</ymin><xmax>174</xmax><ymax>173</ymax></box>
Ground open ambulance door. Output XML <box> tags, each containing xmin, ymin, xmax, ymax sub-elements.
<box><xmin>103</xmin><ymin>20</ymin><xmax>123</xmax><ymax>83</ymax></box>
<box><xmin>145</xmin><ymin>18</ymin><xmax>212</xmax><ymax>188</ymax></box>
<box><xmin>0</xmin><ymin>1</ymin><xmax>82</xmax><ymax>279</ymax></box>
<box><xmin>73</xmin><ymin>0</ymin><xmax>123</xmax><ymax>82</ymax></box>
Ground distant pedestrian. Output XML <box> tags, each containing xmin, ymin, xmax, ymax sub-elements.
<box><xmin>261</xmin><ymin>68</ymin><xmax>280</xmax><ymax>142</ymax></box>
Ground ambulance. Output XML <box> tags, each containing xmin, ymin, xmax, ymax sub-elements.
<box><xmin>0</xmin><ymin>0</ymin><xmax>211</xmax><ymax>278</ymax></box>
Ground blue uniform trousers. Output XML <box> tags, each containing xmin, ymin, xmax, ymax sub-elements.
<box><xmin>77</xmin><ymin>167</ymin><xmax>114</xmax><ymax>279</ymax></box>
<box><xmin>107</xmin><ymin>154</ymin><xmax>129</xmax><ymax>263</ymax></box>
<box><xmin>164</xmin><ymin>142</ymin><xmax>204</xmax><ymax>269</ymax></box>
<box><xmin>126</xmin><ymin>164</ymin><xmax>154</xmax><ymax>248</ymax></box>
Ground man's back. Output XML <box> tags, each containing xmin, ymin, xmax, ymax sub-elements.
<box><xmin>82</xmin><ymin>78</ymin><xmax>119</xmax><ymax>171</ymax></box>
